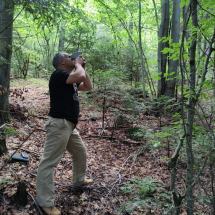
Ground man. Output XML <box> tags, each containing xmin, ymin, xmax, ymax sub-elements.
<box><xmin>36</xmin><ymin>52</ymin><xmax>93</xmax><ymax>215</ymax></box>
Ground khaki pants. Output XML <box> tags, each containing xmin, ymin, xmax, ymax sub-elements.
<box><xmin>36</xmin><ymin>117</ymin><xmax>87</xmax><ymax>207</ymax></box>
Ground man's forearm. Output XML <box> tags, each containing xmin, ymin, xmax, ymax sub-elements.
<box><xmin>75</xmin><ymin>64</ymin><xmax>86</xmax><ymax>78</ymax></box>
<box><xmin>83</xmin><ymin>73</ymin><xmax>92</xmax><ymax>90</ymax></box>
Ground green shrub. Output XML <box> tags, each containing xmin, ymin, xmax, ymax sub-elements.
<box><xmin>118</xmin><ymin>177</ymin><xmax>171</xmax><ymax>214</ymax></box>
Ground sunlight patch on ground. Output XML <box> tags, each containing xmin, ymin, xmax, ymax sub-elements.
<box><xmin>10</xmin><ymin>78</ymin><xmax>48</xmax><ymax>89</ymax></box>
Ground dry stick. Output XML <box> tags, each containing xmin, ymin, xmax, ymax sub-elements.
<box><xmin>116</xmin><ymin>155</ymin><xmax>132</xmax><ymax>176</ymax></box>
<box><xmin>106</xmin><ymin>155</ymin><xmax>137</xmax><ymax>197</ymax></box>
<box><xmin>0</xmin><ymin>128</ymin><xmax>45</xmax><ymax>170</ymax></box>
<box><xmin>15</xmin><ymin>147</ymin><xmax>41</xmax><ymax>156</ymax></box>
<box><xmin>99</xmin><ymin>115</ymin><xmax>115</xmax><ymax>137</ymax></box>
<box><xmin>27</xmin><ymin>191</ymin><xmax>43</xmax><ymax>215</ymax></box>
<box><xmin>0</xmin><ymin>123</ymin><xmax>8</xmax><ymax>129</ymax></box>
<box><xmin>106</xmin><ymin>173</ymin><xmax>134</xmax><ymax>197</ymax></box>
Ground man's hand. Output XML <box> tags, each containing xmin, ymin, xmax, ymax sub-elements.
<box><xmin>82</xmin><ymin>61</ymin><xmax>86</xmax><ymax>70</ymax></box>
<box><xmin>82</xmin><ymin>56</ymin><xmax>86</xmax><ymax>70</ymax></box>
<box><xmin>75</xmin><ymin>55</ymin><xmax>86</xmax><ymax>69</ymax></box>
<box><xmin>74</xmin><ymin>55</ymin><xmax>84</xmax><ymax>67</ymax></box>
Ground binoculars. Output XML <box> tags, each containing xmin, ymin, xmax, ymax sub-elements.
<box><xmin>70</xmin><ymin>50</ymin><xmax>82</xmax><ymax>59</ymax></box>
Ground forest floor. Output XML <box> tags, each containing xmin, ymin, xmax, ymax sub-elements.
<box><xmin>0</xmin><ymin>78</ymin><xmax>207</xmax><ymax>215</ymax></box>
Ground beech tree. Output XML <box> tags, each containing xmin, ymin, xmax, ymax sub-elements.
<box><xmin>164</xmin><ymin>0</ymin><xmax>180</xmax><ymax>98</ymax></box>
<box><xmin>0</xmin><ymin>0</ymin><xmax>14</xmax><ymax>125</ymax></box>
<box><xmin>157</xmin><ymin>0</ymin><xmax>169</xmax><ymax>97</ymax></box>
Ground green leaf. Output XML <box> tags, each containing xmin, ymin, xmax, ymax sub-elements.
<box><xmin>199</xmin><ymin>198</ymin><xmax>204</xmax><ymax>203</ymax></box>
<box><xmin>180</xmin><ymin>0</ymin><xmax>189</xmax><ymax>8</ymax></box>
<box><xmin>163</xmin><ymin>72</ymin><xmax>169</xmax><ymax>77</ymax></box>
<box><xmin>152</xmin><ymin>75</ymin><xmax>161</xmax><ymax>81</ymax></box>
<box><xmin>169</xmin><ymin>71</ymin><xmax>175</xmax><ymax>76</ymax></box>
<box><xmin>162</xmin><ymin>48</ymin><xmax>170</xmax><ymax>54</ymax></box>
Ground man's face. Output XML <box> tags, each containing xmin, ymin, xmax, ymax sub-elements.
<box><xmin>80</xmin><ymin>55</ymin><xmax>86</xmax><ymax>64</ymax></box>
<box><xmin>60</xmin><ymin>53</ymin><xmax>86</xmax><ymax>70</ymax></box>
<box><xmin>61</xmin><ymin>53</ymin><xmax>75</xmax><ymax>68</ymax></box>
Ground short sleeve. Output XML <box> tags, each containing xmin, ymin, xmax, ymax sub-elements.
<box><xmin>54</xmin><ymin>70</ymin><xmax>70</xmax><ymax>84</ymax></box>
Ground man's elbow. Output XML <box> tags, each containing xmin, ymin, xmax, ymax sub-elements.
<box><xmin>84</xmin><ymin>85</ymin><xmax>92</xmax><ymax>91</ymax></box>
<box><xmin>88</xmin><ymin>85</ymin><xmax>93</xmax><ymax>91</ymax></box>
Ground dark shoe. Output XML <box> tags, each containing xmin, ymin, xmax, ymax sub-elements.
<box><xmin>42</xmin><ymin>207</ymin><xmax>61</xmax><ymax>215</ymax></box>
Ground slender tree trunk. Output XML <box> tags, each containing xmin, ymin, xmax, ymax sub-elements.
<box><xmin>0</xmin><ymin>0</ymin><xmax>14</xmax><ymax>125</ymax></box>
<box><xmin>58</xmin><ymin>22</ymin><xmax>65</xmax><ymax>51</ymax></box>
<box><xmin>139</xmin><ymin>1</ymin><xmax>146</xmax><ymax>102</ymax></box>
<box><xmin>186</xmin><ymin>1</ymin><xmax>197</xmax><ymax>214</ymax></box>
<box><xmin>152</xmin><ymin>0</ymin><xmax>159</xmax><ymax>32</ymax></box>
<box><xmin>128</xmin><ymin>18</ymin><xmax>134</xmax><ymax>87</ymax></box>
<box><xmin>213</xmin><ymin>48</ymin><xmax>215</xmax><ymax>97</ymax></box>
<box><xmin>164</xmin><ymin>0</ymin><xmax>180</xmax><ymax>98</ymax></box>
<box><xmin>183</xmin><ymin>5</ymin><xmax>190</xmax><ymax>41</ymax></box>
<box><xmin>195</xmin><ymin>36</ymin><xmax>201</xmax><ymax>86</ymax></box>
<box><xmin>158</xmin><ymin>0</ymin><xmax>169</xmax><ymax>97</ymax></box>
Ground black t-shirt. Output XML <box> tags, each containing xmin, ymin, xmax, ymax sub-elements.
<box><xmin>48</xmin><ymin>70</ymin><xmax>80</xmax><ymax>124</ymax></box>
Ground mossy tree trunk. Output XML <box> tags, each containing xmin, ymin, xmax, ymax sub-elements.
<box><xmin>12</xmin><ymin>181</ymin><xmax>28</xmax><ymax>206</ymax></box>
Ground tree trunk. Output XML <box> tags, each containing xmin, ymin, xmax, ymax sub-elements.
<box><xmin>12</xmin><ymin>181</ymin><xmax>28</xmax><ymax>206</ymax></box>
<box><xmin>58</xmin><ymin>22</ymin><xmax>65</xmax><ymax>51</ymax></box>
<box><xmin>0</xmin><ymin>0</ymin><xmax>14</xmax><ymax>154</ymax></box>
<box><xmin>214</xmin><ymin>48</ymin><xmax>215</xmax><ymax>97</ymax></box>
<box><xmin>0</xmin><ymin>0</ymin><xmax>14</xmax><ymax>125</ymax></box>
<box><xmin>0</xmin><ymin>138</ymin><xmax>7</xmax><ymax>156</ymax></box>
<box><xmin>186</xmin><ymin>0</ymin><xmax>197</xmax><ymax>214</ymax></box>
<box><xmin>139</xmin><ymin>0</ymin><xmax>146</xmax><ymax>102</ymax></box>
<box><xmin>164</xmin><ymin>0</ymin><xmax>180</xmax><ymax>98</ymax></box>
<box><xmin>183</xmin><ymin>5</ymin><xmax>190</xmax><ymax>41</ymax></box>
<box><xmin>158</xmin><ymin>0</ymin><xmax>169</xmax><ymax>97</ymax></box>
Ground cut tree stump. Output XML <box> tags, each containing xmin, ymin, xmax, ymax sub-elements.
<box><xmin>12</xmin><ymin>181</ymin><xmax>28</xmax><ymax>206</ymax></box>
<box><xmin>0</xmin><ymin>137</ymin><xmax>7</xmax><ymax>156</ymax></box>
